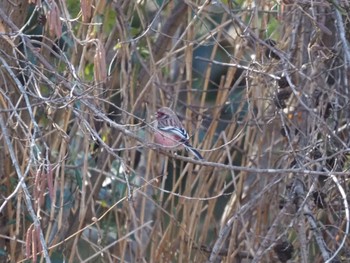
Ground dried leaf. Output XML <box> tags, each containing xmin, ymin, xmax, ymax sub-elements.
<box><xmin>81</xmin><ymin>0</ymin><xmax>92</xmax><ymax>22</ymax></box>
<box><xmin>32</xmin><ymin>228</ymin><xmax>37</xmax><ymax>263</ymax></box>
<box><xmin>25</xmin><ymin>224</ymin><xmax>33</xmax><ymax>258</ymax></box>
<box><xmin>94</xmin><ymin>42</ymin><xmax>107</xmax><ymax>83</ymax></box>
<box><xmin>35</xmin><ymin>226</ymin><xmax>42</xmax><ymax>252</ymax></box>
<box><xmin>47</xmin><ymin>1</ymin><xmax>62</xmax><ymax>38</ymax></box>
<box><xmin>39</xmin><ymin>171</ymin><xmax>46</xmax><ymax>207</ymax></box>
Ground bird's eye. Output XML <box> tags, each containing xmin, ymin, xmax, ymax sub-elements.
<box><xmin>156</xmin><ymin>112</ymin><xmax>164</xmax><ymax>118</ymax></box>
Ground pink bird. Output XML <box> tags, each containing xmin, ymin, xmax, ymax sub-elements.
<box><xmin>154</xmin><ymin>107</ymin><xmax>203</xmax><ymax>160</ymax></box>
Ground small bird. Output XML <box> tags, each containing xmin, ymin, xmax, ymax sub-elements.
<box><xmin>154</xmin><ymin>107</ymin><xmax>203</xmax><ymax>160</ymax></box>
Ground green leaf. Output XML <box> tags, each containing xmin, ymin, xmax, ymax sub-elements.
<box><xmin>266</xmin><ymin>16</ymin><xmax>279</xmax><ymax>39</ymax></box>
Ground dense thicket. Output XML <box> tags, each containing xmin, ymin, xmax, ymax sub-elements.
<box><xmin>0</xmin><ymin>1</ymin><xmax>349</xmax><ymax>262</ymax></box>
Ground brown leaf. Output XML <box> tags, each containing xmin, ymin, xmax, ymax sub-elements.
<box><xmin>39</xmin><ymin>171</ymin><xmax>46</xmax><ymax>207</ymax></box>
<box><xmin>32</xmin><ymin>228</ymin><xmax>37</xmax><ymax>263</ymax></box>
<box><xmin>25</xmin><ymin>224</ymin><xmax>33</xmax><ymax>258</ymax></box>
<box><xmin>81</xmin><ymin>0</ymin><xmax>92</xmax><ymax>22</ymax></box>
<box><xmin>35</xmin><ymin>226</ymin><xmax>42</xmax><ymax>252</ymax></box>
<box><xmin>94</xmin><ymin>42</ymin><xmax>107</xmax><ymax>83</ymax></box>
<box><xmin>47</xmin><ymin>1</ymin><xmax>62</xmax><ymax>38</ymax></box>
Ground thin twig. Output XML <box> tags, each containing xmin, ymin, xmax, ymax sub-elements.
<box><xmin>195</xmin><ymin>56</ymin><xmax>281</xmax><ymax>80</ymax></box>
<box><xmin>325</xmin><ymin>162</ymin><xmax>350</xmax><ymax>263</ymax></box>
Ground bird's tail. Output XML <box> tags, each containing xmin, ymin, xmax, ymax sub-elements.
<box><xmin>184</xmin><ymin>142</ymin><xmax>204</xmax><ymax>160</ymax></box>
